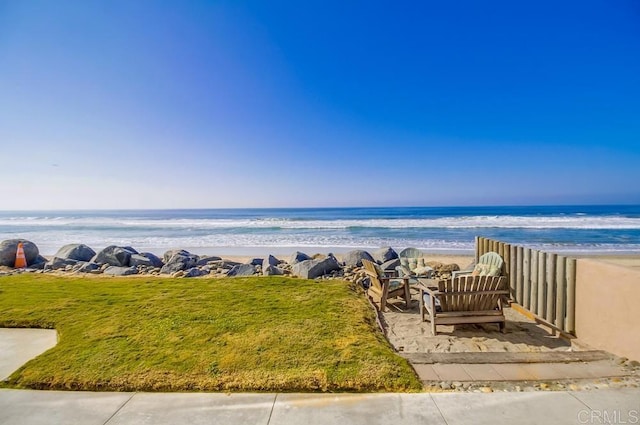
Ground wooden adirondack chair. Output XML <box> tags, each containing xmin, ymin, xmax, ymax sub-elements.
<box><xmin>362</xmin><ymin>259</ymin><xmax>411</xmax><ymax>312</ymax></box>
<box><xmin>451</xmin><ymin>251</ymin><xmax>504</xmax><ymax>279</ymax></box>
<box><xmin>419</xmin><ymin>275</ymin><xmax>509</xmax><ymax>335</ymax></box>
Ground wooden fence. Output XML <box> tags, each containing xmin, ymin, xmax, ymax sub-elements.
<box><xmin>475</xmin><ymin>237</ymin><xmax>577</xmax><ymax>335</ymax></box>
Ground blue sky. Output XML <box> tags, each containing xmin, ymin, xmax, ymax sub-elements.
<box><xmin>1</xmin><ymin>1</ymin><xmax>639</xmax><ymax>209</ymax></box>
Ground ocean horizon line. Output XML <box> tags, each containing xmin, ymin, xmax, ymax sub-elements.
<box><xmin>1</xmin><ymin>203</ymin><xmax>640</xmax><ymax>213</ymax></box>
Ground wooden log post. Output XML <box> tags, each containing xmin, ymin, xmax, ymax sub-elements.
<box><xmin>475</xmin><ymin>236</ymin><xmax>481</xmax><ymax>263</ymax></box>
<box><xmin>523</xmin><ymin>248</ymin><xmax>531</xmax><ymax>310</ymax></box>
<box><xmin>555</xmin><ymin>255</ymin><xmax>567</xmax><ymax>332</ymax></box>
<box><xmin>504</xmin><ymin>243</ymin><xmax>511</xmax><ymax>290</ymax></box>
<box><xmin>530</xmin><ymin>250</ymin><xmax>538</xmax><ymax>313</ymax></box>
<box><xmin>566</xmin><ymin>258</ymin><xmax>577</xmax><ymax>334</ymax></box>
<box><xmin>509</xmin><ymin>245</ymin><xmax>517</xmax><ymax>300</ymax></box>
<box><xmin>516</xmin><ymin>246</ymin><xmax>524</xmax><ymax>305</ymax></box>
<box><xmin>545</xmin><ymin>253</ymin><xmax>557</xmax><ymax>325</ymax></box>
<box><xmin>537</xmin><ymin>251</ymin><xmax>546</xmax><ymax>318</ymax></box>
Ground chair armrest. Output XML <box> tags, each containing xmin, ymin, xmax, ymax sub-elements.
<box><xmin>451</xmin><ymin>270</ymin><xmax>472</xmax><ymax>279</ymax></box>
<box><xmin>420</xmin><ymin>285</ymin><xmax>441</xmax><ymax>297</ymax></box>
<box><xmin>395</xmin><ymin>265</ymin><xmax>414</xmax><ymax>277</ymax></box>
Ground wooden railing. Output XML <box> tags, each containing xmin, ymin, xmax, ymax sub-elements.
<box><xmin>475</xmin><ymin>237</ymin><xmax>577</xmax><ymax>335</ymax></box>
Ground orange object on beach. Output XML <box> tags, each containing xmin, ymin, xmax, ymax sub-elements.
<box><xmin>14</xmin><ymin>242</ymin><xmax>27</xmax><ymax>268</ymax></box>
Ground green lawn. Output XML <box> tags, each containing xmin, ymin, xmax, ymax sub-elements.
<box><xmin>0</xmin><ymin>274</ymin><xmax>421</xmax><ymax>392</ymax></box>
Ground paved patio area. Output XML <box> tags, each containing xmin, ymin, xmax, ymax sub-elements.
<box><xmin>379</xmin><ymin>295</ymin><xmax>640</xmax><ymax>388</ymax></box>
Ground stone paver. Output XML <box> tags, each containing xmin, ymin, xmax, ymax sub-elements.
<box><xmin>431</xmin><ymin>364</ymin><xmax>473</xmax><ymax>381</ymax></box>
<box><xmin>460</xmin><ymin>364</ymin><xmax>504</xmax><ymax>381</ymax></box>
<box><xmin>412</xmin><ymin>364</ymin><xmax>440</xmax><ymax>381</ymax></box>
<box><xmin>491</xmin><ymin>363</ymin><xmax>537</xmax><ymax>381</ymax></box>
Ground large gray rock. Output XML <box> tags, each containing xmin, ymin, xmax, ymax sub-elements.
<box><xmin>54</xmin><ymin>244</ymin><xmax>96</xmax><ymax>262</ymax></box>
<box><xmin>263</xmin><ymin>265</ymin><xmax>284</xmax><ymax>276</ymax></box>
<box><xmin>380</xmin><ymin>258</ymin><xmax>401</xmax><ymax>271</ymax></box>
<box><xmin>373</xmin><ymin>247</ymin><xmax>398</xmax><ymax>264</ymax></box>
<box><xmin>78</xmin><ymin>262</ymin><xmax>101</xmax><ymax>273</ymax></box>
<box><xmin>0</xmin><ymin>239</ymin><xmax>40</xmax><ymax>267</ymax></box>
<box><xmin>160</xmin><ymin>251</ymin><xmax>199</xmax><ymax>274</ymax></box>
<box><xmin>121</xmin><ymin>246</ymin><xmax>139</xmax><ymax>254</ymax></box>
<box><xmin>44</xmin><ymin>257</ymin><xmax>79</xmax><ymax>271</ymax></box>
<box><xmin>185</xmin><ymin>267</ymin><xmax>208</xmax><ymax>278</ymax></box>
<box><xmin>289</xmin><ymin>251</ymin><xmax>311</xmax><ymax>264</ymax></box>
<box><xmin>263</xmin><ymin>255</ymin><xmax>281</xmax><ymax>268</ymax></box>
<box><xmin>129</xmin><ymin>253</ymin><xmax>162</xmax><ymax>268</ymax></box>
<box><xmin>163</xmin><ymin>249</ymin><xmax>193</xmax><ymax>263</ymax></box>
<box><xmin>342</xmin><ymin>250</ymin><xmax>374</xmax><ymax>267</ymax></box>
<box><xmin>292</xmin><ymin>255</ymin><xmax>342</xmax><ymax>279</ymax></box>
<box><xmin>137</xmin><ymin>252</ymin><xmax>164</xmax><ymax>268</ymax></box>
<box><xmin>104</xmin><ymin>266</ymin><xmax>138</xmax><ymax>276</ymax></box>
<box><xmin>92</xmin><ymin>246</ymin><xmax>132</xmax><ymax>267</ymax></box>
<box><xmin>226</xmin><ymin>264</ymin><xmax>256</xmax><ymax>277</ymax></box>
<box><xmin>196</xmin><ymin>256</ymin><xmax>222</xmax><ymax>266</ymax></box>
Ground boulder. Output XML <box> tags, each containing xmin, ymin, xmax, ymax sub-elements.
<box><xmin>263</xmin><ymin>255</ymin><xmax>281</xmax><ymax>267</ymax></box>
<box><xmin>92</xmin><ymin>246</ymin><xmax>132</xmax><ymax>267</ymax></box>
<box><xmin>342</xmin><ymin>250</ymin><xmax>374</xmax><ymax>267</ymax></box>
<box><xmin>263</xmin><ymin>265</ymin><xmax>284</xmax><ymax>276</ymax></box>
<box><xmin>44</xmin><ymin>257</ymin><xmax>79</xmax><ymax>271</ymax></box>
<box><xmin>163</xmin><ymin>249</ymin><xmax>194</xmax><ymax>263</ymax></box>
<box><xmin>292</xmin><ymin>256</ymin><xmax>342</xmax><ymax>279</ymax></box>
<box><xmin>209</xmin><ymin>260</ymin><xmax>242</xmax><ymax>269</ymax></box>
<box><xmin>380</xmin><ymin>258</ymin><xmax>401</xmax><ymax>271</ymax></box>
<box><xmin>160</xmin><ymin>251</ymin><xmax>199</xmax><ymax>274</ymax></box>
<box><xmin>31</xmin><ymin>255</ymin><xmax>48</xmax><ymax>266</ymax></box>
<box><xmin>185</xmin><ymin>267</ymin><xmax>208</xmax><ymax>278</ymax></box>
<box><xmin>0</xmin><ymin>239</ymin><xmax>40</xmax><ymax>267</ymax></box>
<box><xmin>289</xmin><ymin>251</ymin><xmax>311</xmax><ymax>264</ymax></box>
<box><xmin>137</xmin><ymin>252</ymin><xmax>164</xmax><ymax>268</ymax></box>
<box><xmin>104</xmin><ymin>266</ymin><xmax>138</xmax><ymax>276</ymax></box>
<box><xmin>54</xmin><ymin>244</ymin><xmax>96</xmax><ymax>262</ymax></box>
<box><xmin>226</xmin><ymin>264</ymin><xmax>256</xmax><ymax>277</ymax></box>
<box><xmin>130</xmin><ymin>254</ymin><xmax>158</xmax><ymax>268</ymax></box>
<box><xmin>78</xmin><ymin>262</ymin><xmax>101</xmax><ymax>273</ymax></box>
<box><xmin>250</xmin><ymin>258</ymin><xmax>263</xmax><ymax>266</ymax></box>
<box><xmin>28</xmin><ymin>256</ymin><xmax>48</xmax><ymax>270</ymax></box>
<box><xmin>372</xmin><ymin>247</ymin><xmax>398</xmax><ymax>264</ymax></box>
<box><xmin>196</xmin><ymin>255</ymin><xmax>222</xmax><ymax>266</ymax></box>
<box><xmin>121</xmin><ymin>246</ymin><xmax>139</xmax><ymax>254</ymax></box>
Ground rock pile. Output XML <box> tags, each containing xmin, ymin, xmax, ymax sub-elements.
<box><xmin>0</xmin><ymin>240</ymin><xmax>461</xmax><ymax>283</ymax></box>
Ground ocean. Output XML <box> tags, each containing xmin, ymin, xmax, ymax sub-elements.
<box><xmin>0</xmin><ymin>205</ymin><xmax>639</xmax><ymax>257</ymax></box>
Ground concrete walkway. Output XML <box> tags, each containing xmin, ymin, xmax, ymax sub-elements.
<box><xmin>1</xmin><ymin>388</ymin><xmax>639</xmax><ymax>424</ymax></box>
<box><xmin>1</xmin><ymin>328</ymin><xmax>639</xmax><ymax>424</ymax></box>
<box><xmin>0</xmin><ymin>329</ymin><xmax>57</xmax><ymax>380</ymax></box>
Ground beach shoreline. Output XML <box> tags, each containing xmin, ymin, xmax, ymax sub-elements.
<box><xmin>34</xmin><ymin>245</ymin><xmax>640</xmax><ymax>270</ymax></box>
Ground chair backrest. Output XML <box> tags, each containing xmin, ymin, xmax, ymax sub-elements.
<box><xmin>362</xmin><ymin>259</ymin><xmax>383</xmax><ymax>294</ymax></box>
<box><xmin>478</xmin><ymin>252</ymin><xmax>504</xmax><ymax>269</ymax></box>
<box><xmin>437</xmin><ymin>275</ymin><xmax>507</xmax><ymax>312</ymax></box>
<box><xmin>398</xmin><ymin>247</ymin><xmax>424</xmax><ymax>258</ymax></box>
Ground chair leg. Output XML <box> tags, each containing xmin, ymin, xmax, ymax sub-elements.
<box><xmin>403</xmin><ymin>281</ymin><xmax>411</xmax><ymax>309</ymax></box>
<box><xmin>499</xmin><ymin>321</ymin><xmax>506</xmax><ymax>333</ymax></box>
<box><xmin>430</xmin><ymin>296</ymin><xmax>437</xmax><ymax>335</ymax></box>
<box><xmin>380</xmin><ymin>291</ymin><xmax>388</xmax><ymax>312</ymax></box>
<box><xmin>419</xmin><ymin>290</ymin><xmax>425</xmax><ymax>322</ymax></box>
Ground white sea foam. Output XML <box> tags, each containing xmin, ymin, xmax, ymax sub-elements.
<box><xmin>1</xmin><ymin>215</ymin><xmax>640</xmax><ymax>229</ymax></box>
